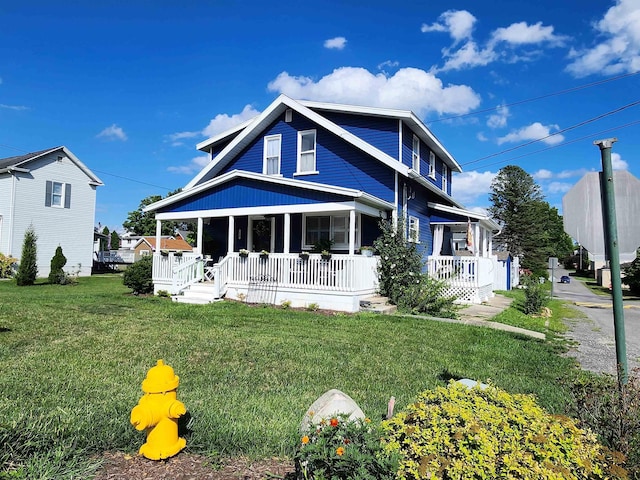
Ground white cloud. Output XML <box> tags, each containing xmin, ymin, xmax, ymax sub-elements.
<box><xmin>566</xmin><ymin>0</ymin><xmax>640</xmax><ymax>77</ymax></box>
<box><xmin>0</xmin><ymin>103</ymin><xmax>28</xmax><ymax>111</ymax></box>
<box><xmin>167</xmin><ymin>155</ymin><xmax>210</xmax><ymax>175</ymax></box>
<box><xmin>486</xmin><ymin>104</ymin><xmax>509</xmax><ymax>128</ymax></box>
<box><xmin>557</xmin><ymin>168</ymin><xmax>591</xmax><ymax>179</ymax></box>
<box><xmin>267</xmin><ymin>67</ymin><xmax>481</xmax><ymax>116</ymax></box>
<box><xmin>491</xmin><ymin>21</ymin><xmax>567</xmax><ymax>46</ymax></box>
<box><xmin>612</xmin><ymin>152</ymin><xmax>629</xmax><ymax>170</ymax></box>
<box><xmin>166</xmin><ymin>131</ymin><xmax>200</xmax><ymax>146</ymax></box>
<box><xmin>96</xmin><ymin>124</ymin><xmax>127</xmax><ymax>141</ymax></box>
<box><xmin>533</xmin><ymin>169</ymin><xmax>554</xmax><ymax>180</ymax></box>
<box><xmin>421</xmin><ymin>10</ymin><xmax>476</xmax><ymax>43</ymax></box>
<box><xmin>497</xmin><ymin>122</ymin><xmax>565</xmax><ymax>145</ymax></box>
<box><xmin>547</xmin><ymin>181</ymin><xmax>573</xmax><ymax>194</ymax></box>
<box><xmin>202</xmin><ymin>104</ymin><xmax>260</xmax><ymax>137</ymax></box>
<box><xmin>438</xmin><ymin>41</ymin><xmax>497</xmax><ymax>72</ymax></box>
<box><xmin>324</xmin><ymin>36</ymin><xmax>347</xmax><ymax>50</ymax></box>
<box><xmin>451</xmin><ymin>170</ymin><xmax>496</xmax><ymax>206</ymax></box>
<box><xmin>476</xmin><ymin>132</ymin><xmax>488</xmax><ymax>141</ymax></box>
<box><xmin>377</xmin><ymin>60</ymin><xmax>400</xmax><ymax>72</ymax></box>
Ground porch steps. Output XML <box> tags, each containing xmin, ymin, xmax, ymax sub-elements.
<box><xmin>359</xmin><ymin>295</ymin><xmax>397</xmax><ymax>315</ymax></box>
<box><xmin>172</xmin><ymin>282</ymin><xmax>222</xmax><ymax>305</ymax></box>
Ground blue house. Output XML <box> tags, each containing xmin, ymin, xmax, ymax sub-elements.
<box><xmin>145</xmin><ymin>95</ymin><xmax>500</xmax><ymax>311</ymax></box>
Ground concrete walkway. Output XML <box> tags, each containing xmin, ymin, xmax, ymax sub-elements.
<box><xmin>410</xmin><ymin>294</ymin><xmax>546</xmax><ymax>340</ymax></box>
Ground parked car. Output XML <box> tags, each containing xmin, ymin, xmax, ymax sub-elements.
<box><xmin>560</xmin><ymin>275</ymin><xmax>571</xmax><ymax>284</ymax></box>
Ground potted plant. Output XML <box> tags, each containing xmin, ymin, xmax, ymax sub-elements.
<box><xmin>360</xmin><ymin>246</ymin><xmax>374</xmax><ymax>257</ymax></box>
<box><xmin>299</xmin><ymin>251</ymin><xmax>310</xmax><ymax>260</ymax></box>
<box><xmin>321</xmin><ymin>250</ymin><xmax>332</xmax><ymax>260</ymax></box>
<box><xmin>160</xmin><ymin>249</ymin><xmax>169</xmax><ymax>257</ymax></box>
<box><xmin>239</xmin><ymin>249</ymin><xmax>249</xmax><ymax>258</ymax></box>
<box><xmin>174</xmin><ymin>250</ymin><xmax>183</xmax><ymax>257</ymax></box>
<box><xmin>260</xmin><ymin>250</ymin><xmax>269</xmax><ymax>259</ymax></box>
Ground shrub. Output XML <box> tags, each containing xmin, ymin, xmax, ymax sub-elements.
<box><xmin>521</xmin><ymin>272</ymin><xmax>549</xmax><ymax>315</ymax></box>
<box><xmin>15</xmin><ymin>226</ymin><xmax>38</xmax><ymax>286</ymax></box>
<box><xmin>567</xmin><ymin>370</ymin><xmax>640</xmax><ymax>476</ymax></box>
<box><xmin>295</xmin><ymin>413</ymin><xmax>398</xmax><ymax>480</ymax></box>
<box><xmin>48</xmin><ymin>246</ymin><xmax>67</xmax><ymax>284</ymax></box>
<box><xmin>395</xmin><ymin>274</ymin><xmax>458</xmax><ymax>318</ymax></box>
<box><xmin>622</xmin><ymin>256</ymin><xmax>640</xmax><ymax>296</ymax></box>
<box><xmin>0</xmin><ymin>253</ymin><xmax>18</xmax><ymax>278</ymax></box>
<box><xmin>383</xmin><ymin>381</ymin><xmax>626</xmax><ymax>480</ymax></box>
<box><xmin>123</xmin><ymin>255</ymin><xmax>153</xmax><ymax>295</ymax></box>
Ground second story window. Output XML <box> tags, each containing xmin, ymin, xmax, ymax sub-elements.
<box><xmin>412</xmin><ymin>135</ymin><xmax>420</xmax><ymax>172</ymax></box>
<box><xmin>263</xmin><ymin>134</ymin><xmax>282</xmax><ymax>175</ymax></box>
<box><xmin>297</xmin><ymin>130</ymin><xmax>317</xmax><ymax>174</ymax></box>
<box><xmin>442</xmin><ymin>163</ymin><xmax>448</xmax><ymax>193</ymax></box>
<box><xmin>45</xmin><ymin>180</ymin><xmax>71</xmax><ymax>208</ymax></box>
<box><xmin>408</xmin><ymin>216</ymin><xmax>420</xmax><ymax>243</ymax></box>
<box><xmin>428</xmin><ymin>151</ymin><xmax>436</xmax><ymax>179</ymax></box>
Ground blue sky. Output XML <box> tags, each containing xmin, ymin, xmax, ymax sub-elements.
<box><xmin>1</xmin><ymin>0</ymin><xmax>638</xmax><ymax>233</ymax></box>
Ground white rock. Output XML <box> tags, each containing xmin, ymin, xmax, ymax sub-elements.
<box><xmin>457</xmin><ymin>378</ymin><xmax>489</xmax><ymax>390</ymax></box>
<box><xmin>300</xmin><ymin>389</ymin><xmax>365</xmax><ymax>432</ymax></box>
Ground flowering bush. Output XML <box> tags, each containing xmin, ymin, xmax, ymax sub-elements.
<box><xmin>383</xmin><ymin>381</ymin><xmax>627</xmax><ymax>480</ymax></box>
<box><xmin>0</xmin><ymin>253</ymin><xmax>18</xmax><ymax>278</ymax></box>
<box><xmin>295</xmin><ymin>413</ymin><xmax>398</xmax><ymax>480</ymax></box>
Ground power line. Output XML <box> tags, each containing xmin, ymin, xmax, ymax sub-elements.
<box><xmin>461</xmin><ymin>99</ymin><xmax>640</xmax><ymax>167</ymax></box>
<box><xmin>428</xmin><ymin>70</ymin><xmax>640</xmax><ymax>124</ymax></box>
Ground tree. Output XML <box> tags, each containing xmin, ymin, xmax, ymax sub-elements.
<box><xmin>123</xmin><ymin>255</ymin><xmax>153</xmax><ymax>295</ymax></box>
<box><xmin>100</xmin><ymin>226</ymin><xmax>110</xmax><ymax>251</ymax></box>
<box><xmin>16</xmin><ymin>225</ymin><xmax>38</xmax><ymax>286</ymax></box>
<box><xmin>48</xmin><ymin>246</ymin><xmax>67</xmax><ymax>284</ymax></box>
<box><xmin>122</xmin><ymin>190</ymin><xmax>182</xmax><ymax>236</ymax></box>
<box><xmin>110</xmin><ymin>231</ymin><xmax>120</xmax><ymax>250</ymax></box>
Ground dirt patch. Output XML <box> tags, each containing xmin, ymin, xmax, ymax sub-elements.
<box><xmin>92</xmin><ymin>452</ymin><xmax>296</xmax><ymax>480</ymax></box>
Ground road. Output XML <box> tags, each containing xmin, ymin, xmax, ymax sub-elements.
<box><xmin>552</xmin><ymin>267</ymin><xmax>640</xmax><ymax>376</ymax></box>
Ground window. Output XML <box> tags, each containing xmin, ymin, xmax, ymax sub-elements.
<box><xmin>263</xmin><ymin>134</ymin><xmax>281</xmax><ymax>175</ymax></box>
<box><xmin>45</xmin><ymin>180</ymin><xmax>71</xmax><ymax>208</ymax></box>
<box><xmin>304</xmin><ymin>214</ymin><xmax>359</xmax><ymax>249</ymax></box>
<box><xmin>442</xmin><ymin>163</ymin><xmax>448</xmax><ymax>193</ymax></box>
<box><xmin>140</xmin><ymin>250</ymin><xmax>150</xmax><ymax>256</ymax></box>
<box><xmin>412</xmin><ymin>135</ymin><xmax>420</xmax><ymax>172</ymax></box>
<box><xmin>408</xmin><ymin>216</ymin><xmax>420</xmax><ymax>242</ymax></box>
<box><xmin>297</xmin><ymin>130</ymin><xmax>317</xmax><ymax>174</ymax></box>
<box><xmin>428</xmin><ymin>151</ymin><xmax>436</xmax><ymax>178</ymax></box>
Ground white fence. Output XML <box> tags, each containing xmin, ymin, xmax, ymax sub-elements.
<box><xmin>96</xmin><ymin>250</ymin><xmax>135</xmax><ymax>263</ymax></box>
<box><xmin>427</xmin><ymin>256</ymin><xmax>495</xmax><ymax>303</ymax></box>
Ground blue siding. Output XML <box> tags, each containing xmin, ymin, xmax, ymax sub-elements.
<box><xmin>319</xmin><ymin>112</ymin><xmax>399</xmax><ymax>159</ymax></box>
<box><xmin>159</xmin><ymin>177</ymin><xmax>352</xmax><ymax>213</ymax></box>
<box><xmin>217</xmin><ymin>112</ymin><xmax>396</xmax><ymax>203</ymax></box>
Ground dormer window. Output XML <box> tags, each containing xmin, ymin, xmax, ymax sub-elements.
<box><xmin>412</xmin><ymin>135</ymin><xmax>420</xmax><ymax>172</ymax></box>
<box><xmin>428</xmin><ymin>151</ymin><xmax>436</xmax><ymax>179</ymax></box>
<box><xmin>296</xmin><ymin>129</ymin><xmax>317</xmax><ymax>175</ymax></box>
<box><xmin>263</xmin><ymin>134</ymin><xmax>281</xmax><ymax>175</ymax></box>
<box><xmin>442</xmin><ymin>163</ymin><xmax>448</xmax><ymax>193</ymax></box>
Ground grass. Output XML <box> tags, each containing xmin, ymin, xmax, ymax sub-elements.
<box><xmin>0</xmin><ymin>275</ymin><xmax>580</xmax><ymax>479</ymax></box>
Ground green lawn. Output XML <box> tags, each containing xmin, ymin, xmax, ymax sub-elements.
<box><xmin>0</xmin><ymin>276</ymin><xmax>580</xmax><ymax>479</ymax></box>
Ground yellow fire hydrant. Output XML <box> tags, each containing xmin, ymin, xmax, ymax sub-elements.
<box><xmin>130</xmin><ymin>359</ymin><xmax>187</xmax><ymax>460</ymax></box>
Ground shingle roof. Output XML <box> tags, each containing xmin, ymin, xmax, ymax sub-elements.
<box><xmin>140</xmin><ymin>237</ymin><xmax>193</xmax><ymax>251</ymax></box>
<box><xmin>0</xmin><ymin>147</ymin><xmax>62</xmax><ymax>170</ymax></box>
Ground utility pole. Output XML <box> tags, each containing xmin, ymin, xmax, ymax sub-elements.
<box><xmin>594</xmin><ymin>138</ymin><xmax>628</xmax><ymax>384</ymax></box>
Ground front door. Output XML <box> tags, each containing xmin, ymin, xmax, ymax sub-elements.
<box><xmin>252</xmin><ymin>218</ymin><xmax>273</xmax><ymax>252</ymax></box>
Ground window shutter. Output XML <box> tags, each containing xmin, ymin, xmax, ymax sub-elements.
<box><xmin>64</xmin><ymin>183</ymin><xmax>71</xmax><ymax>208</ymax></box>
<box><xmin>45</xmin><ymin>181</ymin><xmax>52</xmax><ymax>207</ymax></box>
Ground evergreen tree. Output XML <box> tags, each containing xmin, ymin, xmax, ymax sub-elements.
<box><xmin>15</xmin><ymin>226</ymin><xmax>38</xmax><ymax>286</ymax></box>
<box><xmin>100</xmin><ymin>226</ymin><xmax>110</xmax><ymax>251</ymax></box>
<box><xmin>48</xmin><ymin>246</ymin><xmax>67</xmax><ymax>284</ymax></box>
<box><xmin>110</xmin><ymin>231</ymin><xmax>120</xmax><ymax>250</ymax></box>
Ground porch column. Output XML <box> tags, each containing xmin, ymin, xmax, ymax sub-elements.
<box><xmin>283</xmin><ymin>213</ymin><xmax>291</xmax><ymax>253</ymax></box>
<box><xmin>196</xmin><ymin>217</ymin><xmax>204</xmax><ymax>255</ymax></box>
<box><xmin>155</xmin><ymin>220</ymin><xmax>162</xmax><ymax>255</ymax></box>
<box><xmin>482</xmin><ymin>228</ymin><xmax>488</xmax><ymax>257</ymax></box>
<box><xmin>228</xmin><ymin>215</ymin><xmax>235</xmax><ymax>254</ymax></box>
<box><xmin>474</xmin><ymin>223</ymin><xmax>480</xmax><ymax>257</ymax></box>
<box><xmin>489</xmin><ymin>232</ymin><xmax>493</xmax><ymax>256</ymax></box>
<box><xmin>349</xmin><ymin>209</ymin><xmax>356</xmax><ymax>255</ymax></box>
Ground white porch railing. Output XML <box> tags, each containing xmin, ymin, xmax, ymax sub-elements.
<box><xmin>427</xmin><ymin>255</ymin><xmax>495</xmax><ymax>303</ymax></box>
<box><xmin>96</xmin><ymin>250</ymin><xmax>135</xmax><ymax>263</ymax></box>
<box><xmin>153</xmin><ymin>253</ymin><xmax>203</xmax><ymax>294</ymax></box>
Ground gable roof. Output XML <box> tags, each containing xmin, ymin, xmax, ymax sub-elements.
<box><xmin>0</xmin><ymin>146</ymin><xmax>104</xmax><ymax>185</ymax></box>
<box><xmin>134</xmin><ymin>236</ymin><xmax>193</xmax><ymax>251</ymax></box>
<box><xmin>428</xmin><ymin>202</ymin><xmax>501</xmax><ymax>232</ymax></box>
<box><xmin>187</xmin><ymin>95</ymin><xmax>410</xmax><ymax>190</ymax></box>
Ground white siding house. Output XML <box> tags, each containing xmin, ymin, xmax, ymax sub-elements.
<box><xmin>0</xmin><ymin>146</ymin><xmax>103</xmax><ymax>277</ymax></box>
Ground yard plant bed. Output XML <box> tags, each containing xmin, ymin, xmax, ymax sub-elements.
<box><xmin>0</xmin><ymin>276</ymin><xmax>579</xmax><ymax>479</ymax></box>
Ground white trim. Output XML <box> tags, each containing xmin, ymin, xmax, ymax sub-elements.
<box><xmin>196</xmin><ymin>118</ymin><xmax>256</xmax><ymax>151</ymax></box>
<box><xmin>442</xmin><ymin>163</ymin><xmax>448</xmax><ymax>193</ymax></box>
<box><xmin>408</xmin><ymin>215</ymin><xmax>420</xmax><ymax>243</ymax></box>
<box><xmin>302</xmin><ymin>212</ymin><xmax>361</xmax><ymax>250</ymax></box>
<box><xmin>263</xmin><ymin>134</ymin><xmax>282</xmax><ymax>175</ymax></box>
<box><xmin>428</xmin><ymin>202</ymin><xmax>501</xmax><ymax>231</ymax></box>
<box><xmin>428</xmin><ymin>151</ymin><xmax>436</xmax><ymax>179</ymax></box>
<box><xmin>412</xmin><ymin>134</ymin><xmax>420</xmax><ymax>172</ymax></box>
<box><xmin>409</xmin><ymin>170</ymin><xmax>462</xmax><ymax>207</ymax></box>
<box><xmin>296</xmin><ymin>129</ymin><xmax>317</xmax><ymax>174</ymax></box>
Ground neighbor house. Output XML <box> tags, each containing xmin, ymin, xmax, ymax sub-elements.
<box><xmin>144</xmin><ymin>95</ymin><xmax>501</xmax><ymax>310</ymax></box>
<box><xmin>0</xmin><ymin>146</ymin><xmax>103</xmax><ymax>277</ymax></box>
<box><xmin>133</xmin><ymin>236</ymin><xmax>193</xmax><ymax>262</ymax></box>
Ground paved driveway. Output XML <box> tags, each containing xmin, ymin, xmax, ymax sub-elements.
<box><xmin>553</xmin><ymin>267</ymin><xmax>640</xmax><ymax>376</ymax></box>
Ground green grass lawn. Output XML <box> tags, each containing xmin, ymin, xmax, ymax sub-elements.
<box><xmin>0</xmin><ymin>276</ymin><xmax>580</xmax><ymax>479</ymax></box>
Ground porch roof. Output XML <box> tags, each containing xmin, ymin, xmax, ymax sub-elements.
<box><xmin>428</xmin><ymin>202</ymin><xmax>501</xmax><ymax>231</ymax></box>
<box><xmin>145</xmin><ymin>169</ymin><xmax>394</xmax><ymax>220</ymax></box>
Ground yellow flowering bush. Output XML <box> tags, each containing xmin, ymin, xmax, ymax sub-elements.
<box><xmin>383</xmin><ymin>381</ymin><xmax>627</xmax><ymax>479</ymax></box>
<box><xmin>0</xmin><ymin>253</ymin><xmax>18</xmax><ymax>278</ymax></box>
<box><xmin>295</xmin><ymin>413</ymin><xmax>398</xmax><ymax>480</ymax></box>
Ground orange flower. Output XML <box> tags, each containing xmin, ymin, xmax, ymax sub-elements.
<box><xmin>301</xmin><ymin>435</ymin><xmax>310</xmax><ymax>444</ymax></box>
<box><xmin>336</xmin><ymin>446</ymin><xmax>345</xmax><ymax>456</ymax></box>
<box><xmin>364</xmin><ymin>417</ymin><xmax>371</xmax><ymax>423</ymax></box>
<box><xmin>330</xmin><ymin>417</ymin><xmax>339</xmax><ymax>427</ymax></box>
